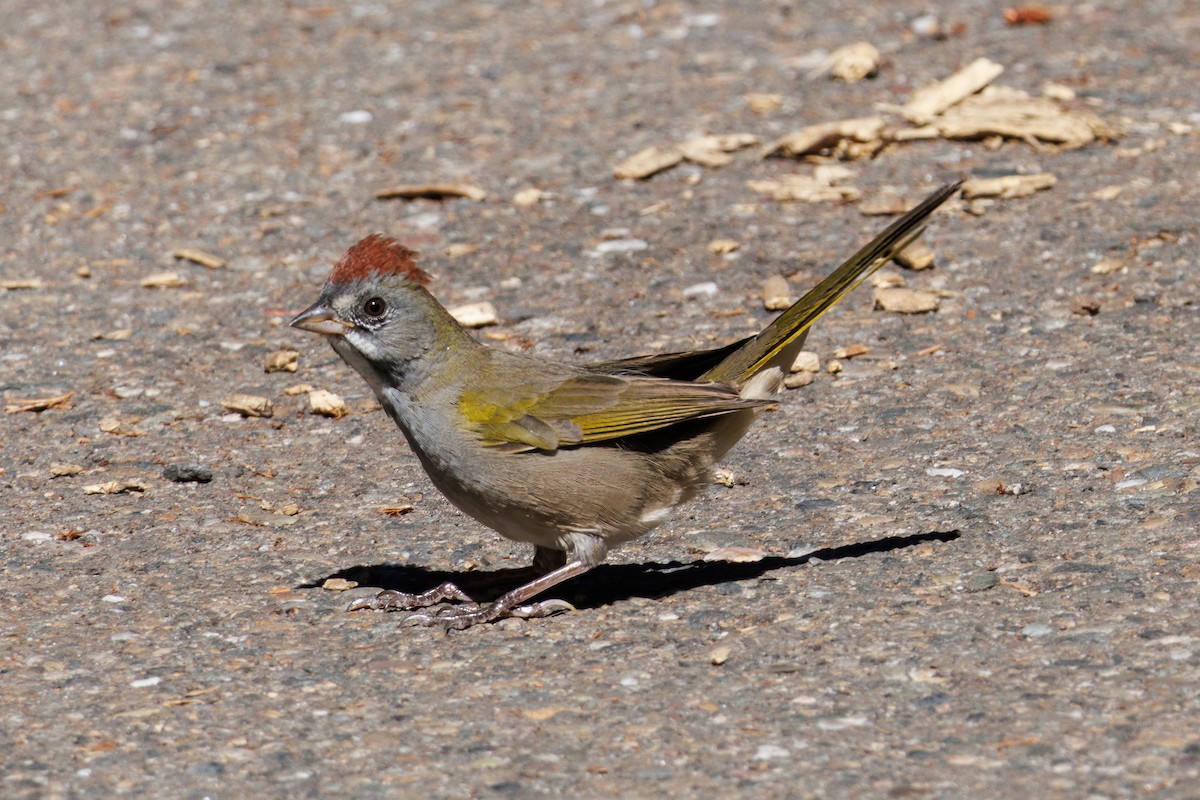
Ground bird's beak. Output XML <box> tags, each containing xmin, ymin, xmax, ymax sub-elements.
<box><xmin>290</xmin><ymin>304</ymin><xmax>355</xmax><ymax>335</ymax></box>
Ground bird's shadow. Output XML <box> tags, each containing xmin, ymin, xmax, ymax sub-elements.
<box><xmin>301</xmin><ymin>530</ymin><xmax>960</xmax><ymax>609</ymax></box>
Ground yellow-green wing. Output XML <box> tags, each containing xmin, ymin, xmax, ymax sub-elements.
<box><xmin>458</xmin><ymin>372</ymin><xmax>763</xmax><ymax>452</ymax></box>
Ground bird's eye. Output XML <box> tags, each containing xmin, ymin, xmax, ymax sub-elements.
<box><xmin>362</xmin><ymin>297</ymin><xmax>387</xmax><ymax>318</ymax></box>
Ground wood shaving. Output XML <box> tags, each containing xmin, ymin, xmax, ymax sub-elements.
<box><xmin>962</xmin><ymin>173</ymin><xmax>1056</xmax><ymax>199</ymax></box>
<box><xmin>264</xmin><ymin>350</ymin><xmax>299</xmax><ymax>373</ymax></box>
<box><xmin>221</xmin><ymin>394</ymin><xmax>274</xmax><ymax>418</ymax></box>
<box><xmin>449</xmin><ymin>301</ymin><xmax>498</xmax><ymax>328</ymax></box>
<box><xmin>874</xmin><ymin>287</ymin><xmax>941</xmax><ymax>313</ymax></box>
<box><xmin>141</xmin><ymin>272</ymin><xmax>186</xmax><ymax>288</ymax></box>
<box><xmin>173</xmin><ymin>248</ymin><xmax>226</xmax><ymax>269</ymax></box>
<box><xmin>309</xmin><ymin>389</ymin><xmax>347</xmax><ymax>418</ymax></box>
<box><xmin>902</xmin><ymin>57</ymin><xmax>1005</xmax><ymax>124</ymax></box>
<box><xmin>374</xmin><ymin>183</ymin><xmax>488</xmax><ymax>201</ymax></box>
<box><xmin>6</xmin><ymin>392</ymin><xmax>74</xmax><ymax>414</ymax></box>
<box><xmin>762</xmin><ymin>117</ymin><xmax>886</xmax><ymax>159</ymax></box>
<box><xmin>825</xmin><ymin>41</ymin><xmax>879</xmax><ymax>82</ymax></box>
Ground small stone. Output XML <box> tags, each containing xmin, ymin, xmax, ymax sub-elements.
<box><xmin>1091</xmin><ymin>257</ymin><xmax>1124</xmax><ymax>275</ymax></box>
<box><xmin>163</xmin><ymin>464</ymin><xmax>214</xmax><ymax>483</ymax></box>
<box><xmin>322</xmin><ymin>578</ymin><xmax>359</xmax><ymax>592</ymax></box>
<box><xmin>827</xmin><ymin>41</ymin><xmax>879</xmax><ymax>82</ymax></box>
<box><xmin>894</xmin><ymin>242</ymin><xmax>936</xmax><ymax>271</ymax></box>
<box><xmin>826</xmin><ymin>359</ymin><xmax>842</xmax><ymax>374</ymax></box>
<box><xmin>874</xmin><ymin>287</ymin><xmax>940</xmax><ymax>314</ymax></box>
<box><xmin>513</xmin><ymin>187</ymin><xmax>544</xmax><ymax>206</ymax></box>
<box><xmin>871</xmin><ymin>271</ymin><xmax>905</xmax><ymax>289</ymax></box>
<box><xmin>682</xmin><ymin>281</ymin><xmax>719</xmax><ymax>299</ymax></box>
<box><xmin>784</xmin><ymin>371</ymin><xmax>816</xmax><ymax>389</ymax></box>
<box><xmin>926</xmin><ymin>467</ymin><xmax>966</xmax><ymax>478</ymax></box>
<box><xmin>754</xmin><ymin>744</ymin><xmax>791</xmax><ymax>761</ymax></box>
<box><xmin>703</xmin><ymin>546</ymin><xmax>766</xmax><ymax>563</ymax></box>
<box><xmin>1021</xmin><ymin>623</ymin><xmax>1054</xmax><ymax>638</ymax></box>
<box><xmin>50</xmin><ymin>463</ymin><xmax>85</xmax><ymax>478</ymax></box>
<box><xmin>264</xmin><ymin>350</ymin><xmax>299</xmax><ymax>373</ymax></box>
<box><xmin>708</xmin><ymin>238</ymin><xmax>740</xmax><ymax>255</ymax></box>
<box><xmin>710</xmin><ymin>645</ymin><xmax>732</xmax><ymax>665</ymax></box>
<box><xmin>965</xmin><ymin>572</ymin><xmax>1000</xmax><ymax>593</ymax></box>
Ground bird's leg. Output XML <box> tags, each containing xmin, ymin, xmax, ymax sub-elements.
<box><xmin>346</xmin><ymin>582</ymin><xmax>479</xmax><ymax>612</ymax></box>
<box><xmin>404</xmin><ymin>560</ymin><xmax>589</xmax><ymax>630</ymax></box>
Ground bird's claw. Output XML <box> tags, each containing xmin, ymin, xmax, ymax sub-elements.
<box><xmin>401</xmin><ymin>598</ymin><xmax>577</xmax><ymax>630</ymax></box>
<box><xmin>345</xmin><ymin>583</ymin><xmax>478</xmax><ymax>613</ymax></box>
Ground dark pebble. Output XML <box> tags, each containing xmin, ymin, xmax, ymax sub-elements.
<box><xmin>163</xmin><ymin>464</ymin><xmax>214</xmax><ymax>483</ymax></box>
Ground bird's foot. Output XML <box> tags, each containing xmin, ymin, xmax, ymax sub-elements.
<box><xmin>404</xmin><ymin>598</ymin><xmax>576</xmax><ymax>631</ymax></box>
<box><xmin>346</xmin><ymin>582</ymin><xmax>478</xmax><ymax>612</ymax></box>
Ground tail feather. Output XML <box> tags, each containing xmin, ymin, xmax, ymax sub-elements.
<box><xmin>702</xmin><ymin>181</ymin><xmax>962</xmax><ymax>387</ymax></box>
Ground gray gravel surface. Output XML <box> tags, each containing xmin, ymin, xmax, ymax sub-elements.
<box><xmin>2</xmin><ymin>1</ymin><xmax>1198</xmax><ymax>798</ymax></box>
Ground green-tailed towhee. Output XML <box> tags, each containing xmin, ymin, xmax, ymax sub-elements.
<box><xmin>291</xmin><ymin>181</ymin><xmax>961</xmax><ymax>629</ymax></box>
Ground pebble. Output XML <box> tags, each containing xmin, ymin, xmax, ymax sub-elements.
<box><xmin>591</xmin><ymin>239</ymin><xmax>648</xmax><ymax>256</ymax></box>
<box><xmin>926</xmin><ymin>467</ymin><xmax>966</xmax><ymax>478</ymax></box>
<box><xmin>1021</xmin><ymin>623</ymin><xmax>1055</xmax><ymax>638</ymax></box>
<box><xmin>163</xmin><ymin>464</ymin><xmax>214</xmax><ymax>483</ymax></box>
<box><xmin>754</xmin><ymin>744</ymin><xmax>791</xmax><ymax>760</ymax></box>
<box><xmin>965</xmin><ymin>572</ymin><xmax>1000</xmax><ymax>592</ymax></box>
<box><xmin>682</xmin><ymin>281</ymin><xmax>719</xmax><ymax>298</ymax></box>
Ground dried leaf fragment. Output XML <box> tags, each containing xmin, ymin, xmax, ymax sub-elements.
<box><xmin>141</xmin><ymin>271</ymin><xmax>186</xmax><ymax>288</ymax></box>
<box><xmin>84</xmin><ymin>479</ymin><xmax>148</xmax><ymax>495</ymax></box>
<box><xmin>679</xmin><ymin>133</ymin><xmax>760</xmax><ymax>168</ymax></box>
<box><xmin>221</xmin><ymin>394</ymin><xmax>274</xmax><ymax>418</ymax></box>
<box><xmin>173</xmin><ymin>248</ymin><xmax>226</xmax><ymax>269</ymax></box>
<box><xmin>874</xmin><ymin>287</ymin><xmax>941</xmax><ymax>314</ymax></box>
<box><xmin>6</xmin><ymin>392</ymin><xmax>75</xmax><ymax>414</ymax></box>
<box><xmin>449</xmin><ymin>301</ymin><xmax>498</xmax><ymax>328</ymax></box>
<box><xmin>375</xmin><ymin>183</ymin><xmax>488</xmax><ymax>201</ymax></box>
<box><xmin>50</xmin><ymin>463</ymin><xmax>85</xmax><ymax>477</ymax></box>
<box><xmin>826</xmin><ymin>41</ymin><xmax>879</xmax><ymax>82</ymax></box>
<box><xmin>901</xmin><ymin>57</ymin><xmax>1005</xmax><ymax>124</ymax></box>
<box><xmin>747</xmin><ymin>166</ymin><xmax>860</xmax><ymax>203</ymax></box>
<box><xmin>309</xmin><ymin>389</ymin><xmax>347</xmax><ymax>418</ymax></box>
<box><xmin>961</xmin><ymin>173</ymin><xmax>1056</xmax><ymax>199</ymax></box>
<box><xmin>763</xmin><ymin>117</ymin><xmax>886</xmax><ymax>159</ymax></box>
<box><xmin>613</xmin><ymin>146</ymin><xmax>684</xmax><ymax>180</ymax></box>
<box><xmin>935</xmin><ymin>91</ymin><xmax>1109</xmax><ymax>149</ymax></box>
<box><xmin>264</xmin><ymin>350</ymin><xmax>299</xmax><ymax>373</ymax></box>
<box><xmin>761</xmin><ymin>275</ymin><xmax>792</xmax><ymax>311</ymax></box>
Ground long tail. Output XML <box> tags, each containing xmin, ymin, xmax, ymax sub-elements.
<box><xmin>701</xmin><ymin>181</ymin><xmax>962</xmax><ymax>387</ymax></box>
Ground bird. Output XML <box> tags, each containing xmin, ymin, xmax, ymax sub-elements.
<box><xmin>291</xmin><ymin>181</ymin><xmax>961</xmax><ymax>629</ymax></box>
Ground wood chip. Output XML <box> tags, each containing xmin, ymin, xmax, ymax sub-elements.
<box><xmin>745</xmin><ymin>92</ymin><xmax>783</xmax><ymax>114</ymax></box>
<box><xmin>221</xmin><ymin>394</ymin><xmax>274</xmax><ymax>418</ymax></box>
<box><xmin>613</xmin><ymin>146</ymin><xmax>684</xmax><ymax>180</ymax></box>
<box><xmin>264</xmin><ymin>350</ymin><xmax>299</xmax><ymax>373</ymax></box>
<box><xmin>935</xmin><ymin>90</ymin><xmax>1110</xmax><ymax>149</ymax></box>
<box><xmin>378</xmin><ymin>504</ymin><xmax>415</xmax><ymax>517</ymax></box>
<box><xmin>50</xmin><ymin>463</ymin><xmax>85</xmax><ymax>477</ymax></box>
<box><xmin>1091</xmin><ymin>257</ymin><xmax>1125</xmax><ymax>275</ymax></box>
<box><xmin>874</xmin><ymin>287</ymin><xmax>941</xmax><ymax>314</ymax></box>
<box><xmin>444</xmin><ymin>243</ymin><xmax>478</xmax><ymax>258</ymax></box>
<box><xmin>961</xmin><ymin>173</ymin><xmax>1056</xmax><ymax>199</ymax></box>
<box><xmin>141</xmin><ymin>271</ymin><xmax>186</xmax><ymax>288</ymax></box>
<box><xmin>1004</xmin><ymin>4</ymin><xmax>1053</xmax><ymax>24</ymax></box>
<box><xmin>710</xmin><ymin>645</ymin><xmax>732</xmax><ymax>666</ymax></box>
<box><xmin>523</xmin><ymin>706</ymin><xmax>571</xmax><ymax>722</ymax></box>
<box><xmin>894</xmin><ymin>242</ymin><xmax>936</xmax><ymax>270</ymax></box>
<box><xmin>707</xmin><ymin>239</ymin><xmax>740</xmax><ymax>255</ymax></box>
<box><xmin>901</xmin><ymin>57</ymin><xmax>1005</xmax><ymax>124</ymax></box>
<box><xmin>512</xmin><ymin>187</ymin><xmax>544</xmax><ymax>206</ymax></box>
<box><xmin>871</xmin><ymin>271</ymin><xmax>905</xmax><ymax>289</ymax></box>
<box><xmin>761</xmin><ymin>275</ymin><xmax>792</xmax><ymax>311</ymax></box>
<box><xmin>834</xmin><ymin>343</ymin><xmax>870</xmax><ymax>359</ymax></box>
<box><xmin>173</xmin><ymin>248</ymin><xmax>226</xmax><ymax>269</ymax></box>
<box><xmin>375</xmin><ymin>183</ymin><xmax>487</xmax><ymax>201</ymax></box>
<box><xmin>99</xmin><ymin>417</ymin><xmax>144</xmax><ymax>436</ymax></box>
<box><xmin>283</xmin><ymin>384</ymin><xmax>314</xmax><ymax>396</ymax></box>
<box><xmin>678</xmin><ymin>133</ymin><xmax>760</xmax><ymax>168</ymax></box>
<box><xmin>449</xmin><ymin>301</ymin><xmax>498</xmax><ymax>328</ymax></box>
<box><xmin>321</xmin><ymin>578</ymin><xmax>358</xmax><ymax>591</ymax></box>
<box><xmin>747</xmin><ymin>165</ymin><xmax>859</xmax><ymax>203</ymax></box>
<box><xmin>762</xmin><ymin>117</ymin><xmax>886</xmax><ymax>159</ymax></box>
<box><xmin>309</xmin><ymin>389</ymin><xmax>347</xmax><ymax>418</ymax></box>
<box><xmin>84</xmin><ymin>479</ymin><xmax>148</xmax><ymax>495</ymax></box>
<box><xmin>5</xmin><ymin>392</ymin><xmax>74</xmax><ymax>414</ymax></box>
<box><xmin>703</xmin><ymin>545</ymin><xmax>767</xmax><ymax>563</ymax></box>
<box><xmin>1</xmin><ymin>278</ymin><xmax>44</xmax><ymax>291</ymax></box>
<box><xmin>826</xmin><ymin>41</ymin><xmax>879</xmax><ymax>82</ymax></box>
<box><xmin>790</xmin><ymin>351</ymin><xmax>820</xmax><ymax>373</ymax></box>
<box><xmin>858</xmin><ymin>195</ymin><xmax>914</xmax><ymax>216</ymax></box>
